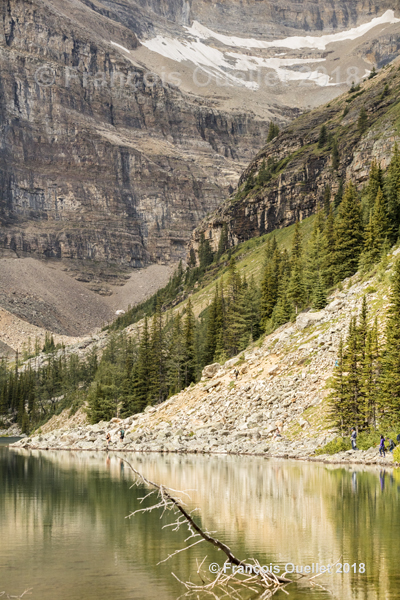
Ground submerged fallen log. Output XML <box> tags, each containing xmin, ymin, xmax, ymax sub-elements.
<box><xmin>121</xmin><ymin>457</ymin><xmax>292</xmax><ymax>598</ymax></box>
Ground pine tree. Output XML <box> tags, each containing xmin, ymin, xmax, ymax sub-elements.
<box><xmin>288</xmin><ymin>221</ymin><xmax>305</xmax><ymax>313</ymax></box>
<box><xmin>217</xmin><ymin>223</ymin><xmax>229</xmax><ymax>258</ymax></box>
<box><xmin>204</xmin><ymin>285</ymin><xmax>218</xmax><ymax>365</ymax></box>
<box><xmin>334</xmin><ymin>182</ymin><xmax>364</xmax><ymax>282</ymax></box>
<box><xmin>167</xmin><ymin>313</ymin><xmax>185</xmax><ymax>395</ymax></box>
<box><xmin>225</xmin><ymin>259</ymin><xmax>248</xmax><ymax>356</ymax></box>
<box><xmin>380</xmin><ymin>258</ymin><xmax>400</xmax><ymax>420</ymax></box>
<box><xmin>329</xmin><ymin>338</ymin><xmax>347</xmax><ymax>434</ymax></box>
<box><xmin>149</xmin><ymin>302</ymin><xmax>167</xmax><ymax>404</ymax></box>
<box><xmin>244</xmin><ymin>171</ymin><xmax>256</xmax><ymax>193</ymax></box>
<box><xmin>384</xmin><ymin>143</ymin><xmax>400</xmax><ymax>243</ymax></box>
<box><xmin>323</xmin><ymin>185</ymin><xmax>331</xmax><ymax>215</ymax></box>
<box><xmin>305</xmin><ymin>211</ymin><xmax>325</xmax><ymax>300</ymax></box>
<box><xmin>260</xmin><ymin>248</ymin><xmax>281</xmax><ymax>326</ymax></box>
<box><xmin>291</xmin><ymin>221</ymin><xmax>302</xmax><ymax>261</ymax></box>
<box><xmin>361</xmin><ymin>319</ymin><xmax>380</xmax><ymax>429</ymax></box>
<box><xmin>358</xmin><ymin>107</ymin><xmax>368</xmax><ymax>134</ymax></box>
<box><xmin>318</xmin><ymin>125</ymin><xmax>328</xmax><ymax>148</ymax></box>
<box><xmin>359</xmin><ymin>188</ymin><xmax>389</xmax><ymax>272</ymax></box>
<box><xmin>183</xmin><ymin>299</ymin><xmax>196</xmax><ymax>386</ymax></box>
<box><xmin>334</xmin><ymin>179</ymin><xmax>344</xmax><ymax>209</ymax></box>
<box><xmin>363</xmin><ymin>159</ymin><xmax>384</xmax><ymax>219</ymax></box>
<box><xmin>267</xmin><ymin>121</ymin><xmax>279</xmax><ymax>143</ymax></box>
<box><xmin>257</xmin><ymin>159</ymin><xmax>272</xmax><ymax>186</ymax></box>
<box><xmin>288</xmin><ymin>259</ymin><xmax>306</xmax><ymax>314</ymax></box>
<box><xmin>272</xmin><ymin>292</ymin><xmax>292</xmax><ymax>328</ymax></box>
<box><xmin>343</xmin><ymin>317</ymin><xmax>364</xmax><ymax>431</ymax></box>
<box><xmin>199</xmin><ymin>233</ymin><xmax>214</xmax><ymax>269</ymax></box>
<box><xmin>313</xmin><ymin>273</ymin><xmax>327</xmax><ymax>309</ymax></box>
<box><xmin>332</xmin><ymin>138</ymin><xmax>340</xmax><ymax>170</ymax></box>
<box><xmin>135</xmin><ymin>317</ymin><xmax>152</xmax><ymax>409</ymax></box>
<box><xmin>321</xmin><ymin>204</ymin><xmax>336</xmax><ymax>288</ymax></box>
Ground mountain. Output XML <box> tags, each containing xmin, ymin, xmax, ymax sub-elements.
<box><xmin>2</xmin><ymin>1</ymin><xmax>400</xmax><ymax>276</ymax></box>
<box><xmin>189</xmin><ymin>55</ymin><xmax>400</xmax><ymax>253</ymax></box>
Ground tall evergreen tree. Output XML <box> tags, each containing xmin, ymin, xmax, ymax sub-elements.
<box><xmin>318</xmin><ymin>125</ymin><xmax>328</xmax><ymax>148</ymax></box>
<box><xmin>267</xmin><ymin>121</ymin><xmax>279</xmax><ymax>143</ymax></box>
<box><xmin>323</xmin><ymin>185</ymin><xmax>331</xmax><ymax>216</ymax></box>
<box><xmin>334</xmin><ymin>182</ymin><xmax>364</xmax><ymax>282</ymax></box>
<box><xmin>359</xmin><ymin>188</ymin><xmax>389</xmax><ymax>272</ymax></box>
<box><xmin>260</xmin><ymin>248</ymin><xmax>281</xmax><ymax>326</ymax></box>
<box><xmin>334</xmin><ymin>179</ymin><xmax>344</xmax><ymax>209</ymax></box>
<box><xmin>321</xmin><ymin>204</ymin><xmax>336</xmax><ymax>288</ymax></box>
<box><xmin>288</xmin><ymin>259</ymin><xmax>306</xmax><ymax>314</ymax></box>
<box><xmin>135</xmin><ymin>317</ymin><xmax>152</xmax><ymax>409</ymax></box>
<box><xmin>329</xmin><ymin>338</ymin><xmax>347</xmax><ymax>434</ymax></box>
<box><xmin>358</xmin><ymin>107</ymin><xmax>368</xmax><ymax>134</ymax></box>
<box><xmin>183</xmin><ymin>299</ymin><xmax>196</xmax><ymax>386</ymax></box>
<box><xmin>313</xmin><ymin>273</ymin><xmax>327</xmax><ymax>309</ymax></box>
<box><xmin>199</xmin><ymin>233</ymin><xmax>214</xmax><ymax>269</ymax></box>
<box><xmin>381</xmin><ymin>258</ymin><xmax>400</xmax><ymax>420</ymax></box>
<box><xmin>363</xmin><ymin>160</ymin><xmax>384</xmax><ymax>220</ymax></box>
<box><xmin>291</xmin><ymin>221</ymin><xmax>302</xmax><ymax>261</ymax></box>
<box><xmin>217</xmin><ymin>223</ymin><xmax>229</xmax><ymax>258</ymax></box>
<box><xmin>332</xmin><ymin>138</ymin><xmax>340</xmax><ymax>170</ymax></box>
<box><xmin>384</xmin><ymin>143</ymin><xmax>400</xmax><ymax>243</ymax></box>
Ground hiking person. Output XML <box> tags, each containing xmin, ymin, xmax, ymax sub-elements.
<box><xmin>350</xmin><ymin>428</ymin><xmax>357</xmax><ymax>450</ymax></box>
<box><xmin>106</xmin><ymin>432</ymin><xmax>111</xmax><ymax>449</ymax></box>
<box><xmin>379</xmin><ymin>435</ymin><xmax>386</xmax><ymax>457</ymax></box>
<box><xmin>119</xmin><ymin>428</ymin><xmax>125</xmax><ymax>442</ymax></box>
<box><xmin>234</xmin><ymin>368</ymin><xmax>239</xmax><ymax>380</ymax></box>
<box><xmin>388</xmin><ymin>438</ymin><xmax>395</xmax><ymax>453</ymax></box>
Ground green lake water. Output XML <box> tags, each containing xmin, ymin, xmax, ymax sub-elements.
<box><xmin>0</xmin><ymin>441</ymin><xmax>399</xmax><ymax>600</ymax></box>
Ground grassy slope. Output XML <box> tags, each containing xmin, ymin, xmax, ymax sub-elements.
<box><xmin>188</xmin><ymin>215</ymin><xmax>316</xmax><ymax>318</ymax></box>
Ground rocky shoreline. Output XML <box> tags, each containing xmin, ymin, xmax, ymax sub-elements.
<box><xmin>10</xmin><ymin>416</ymin><xmax>396</xmax><ymax>468</ymax></box>
<box><xmin>9</xmin><ymin>269</ymin><xmax>400</xmax><ymax>470</ymax></box>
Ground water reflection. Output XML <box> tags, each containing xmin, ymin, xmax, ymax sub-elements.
<box><xmin>0</xmin><ymin>447</ymin><xmax>399</xmax><ymax>600</ymax></box>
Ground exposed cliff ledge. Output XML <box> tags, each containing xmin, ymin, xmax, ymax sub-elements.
<box><xmin>0</xmin><ymin>0</ymin><xmax>278</xmax><ymax>267</ymax></box>
<box><xmin>189</xmin><ymin>58</ymin><xmax>400</xmax><ymax>256</ymax></box>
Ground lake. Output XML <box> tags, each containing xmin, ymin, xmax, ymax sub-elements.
<box><xmin>0</xmin><ymin>442</ymin><xmax>399</xmax><ymax>600</ymax></box>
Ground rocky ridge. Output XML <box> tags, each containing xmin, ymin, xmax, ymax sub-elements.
<box><xmin>2</xmin><ymin>1</ymin><xmax>400</xmax><ymax>272</ymax></box>
<box><xmin>12</xmin><ymin>250</ymin><xmax>400</xmax><ymax>468</ymax></box>
<box><xmin>189</xmin><ymin>58</ymin><xmax>400</xmax><ymax>257</ymax></box>
<box><xmin>0</xmin><ymin>0</ymin><xmax>279</xmax><ymax>268</ymax></box>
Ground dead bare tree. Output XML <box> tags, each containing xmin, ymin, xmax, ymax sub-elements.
<box><xmin>0</xmin><ymin>590</ymin><xmax>32</xmax><ymax>599</ymax></box>
<box><xmin>121</xmin><ymin>458</ymin><xmax>292</xmax><ymax>598</ymax></box>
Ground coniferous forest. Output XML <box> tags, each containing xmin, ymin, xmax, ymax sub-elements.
<box><xmin>2</xmin><ymin>147</ymin><xmax>400</xmax><ymax>433</ymax></box>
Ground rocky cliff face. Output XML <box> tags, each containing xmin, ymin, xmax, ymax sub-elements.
<box><xmin>0</xmin><ymin>0</ymin><xmax>274</xmax><ymax>267</ymax></box>
<box><xmin>121</xmin><ymin>0</ymin><xmax>399</xmax><ymax>35</ymax></box>
<box><xmin>1</xmin><ymin>0</ymin><xmax>400</xmax><ymax>269</ymax></box>
<box><xmin>189</xmin><ymin>58</ymin><xmax>400</xmax><ymax>255</ymax></box>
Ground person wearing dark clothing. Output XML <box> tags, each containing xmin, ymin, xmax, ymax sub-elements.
<box><xmin>388</xmin><ymin>439</ymin><xmax>395</xmax><ymax>453</ymax></box>
<box><xmin>379</xmin><ymin>435</ymin><xmax>386</xmax><ymax>457</ymax></box>
<box><xmin>119</xmin><ymin>428</ymin><xmax>125</xmax><ymax>442</ymax></box>
<box><xmin>350</xmin><ymin>428</ymin><xmax>357</xmax><ymax>450</ymax></box>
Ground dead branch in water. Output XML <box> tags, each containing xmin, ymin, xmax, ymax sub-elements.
<box><xmin>0</xmin><ymin>590</ymin><xmax>32</xmax><ymax>599</ymax></box>
<box><xmin>121</xmin><ymin>457</ymin><xmax>292</xmax><ymax>595</ymax></box>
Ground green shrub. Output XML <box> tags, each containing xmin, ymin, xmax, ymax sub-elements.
<box><xmin>393</xmin><ymin>445</ymin><xmax>400</xmax><ymax>464</ymax></box>
<box><xmin>365</xmin><ymin>286</ymin><xmax>377</xmax><ymax>295</ymax></box>
<box><xmin>315</xmin><ymin>437</ymin><xmax>351</xmax><ymax>455</ymax></box>
<box><xmin>357</xmin><ymin>430</ymin><xmax>381</xmax><ymax>450</ymax></box>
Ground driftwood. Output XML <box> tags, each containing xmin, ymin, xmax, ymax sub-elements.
<box><xmin>0</xmin><ymin>590</ymin><xmax>32</xmax><ymax>599</ymax></box>
<box><xmin>121</xmin><ymin>457</ymin><xmax>292</xmax><ymax>592</ymax></box>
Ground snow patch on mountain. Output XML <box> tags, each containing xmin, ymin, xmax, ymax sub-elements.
<box><xmin>142</xmin><ymin>36</ymin><xmax>330</xmax><ymax>89</ymax></box>
<box><xmin>186</xmin><ymin>10</ymin><xmax>400</xmax><ymax>51</ymax></box>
